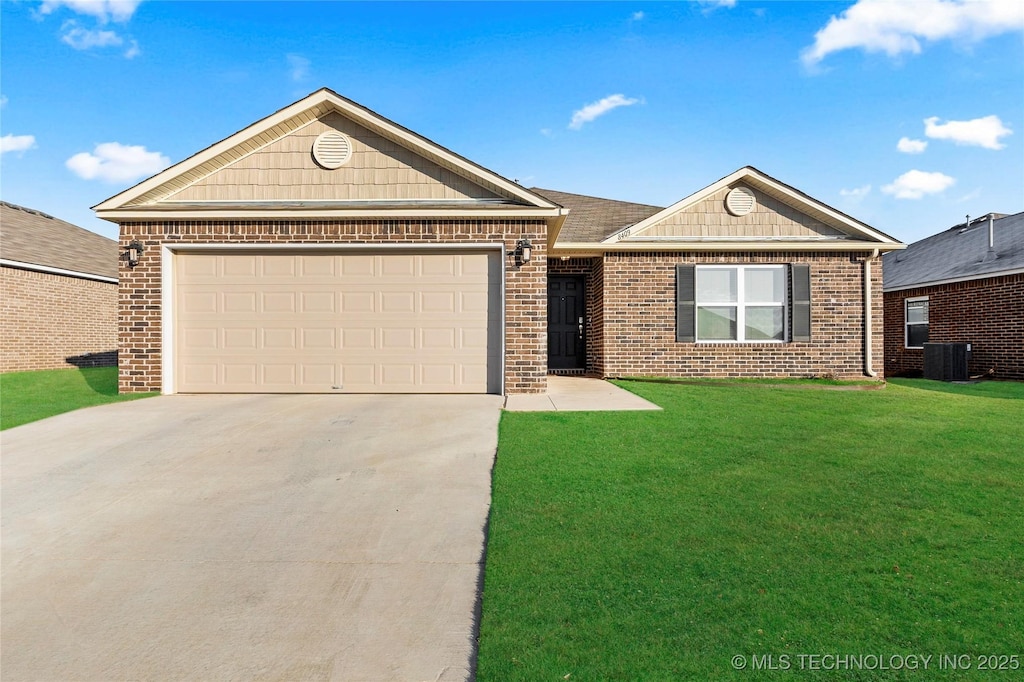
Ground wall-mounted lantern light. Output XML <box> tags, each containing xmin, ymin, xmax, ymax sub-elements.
<box><xmin>125</xmin><ymin>240</ymin><xmax>144</xmax><ymax>267</ymax></box>
<box><xmin>516</xmin><ymin>238</ymin><xmax>532</xmax><ymax>263</ymax></box>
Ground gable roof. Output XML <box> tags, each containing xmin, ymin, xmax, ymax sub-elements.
<box><xmin>529</xmin><ymin>188</ymin><xmax>663</xmax><ymax>243</ymax></box>
<box><xmin>0</xmin><ymin>202</ymin><xmax>118</xmax><ymax>281</ymax></box>
<box><xmin>94</xmin><ymin>88</ymin><xmax>563</xmax><ymax>222</ymax></box>
<box><xmin>592</xmin><ymin>166</ymin><xmax>901</xmax><ymax>251</ymax></box>
<box><xmin>883</xmin><ymin>211</ymin><xmax>1024</xmax><ymax>291</ymax></box>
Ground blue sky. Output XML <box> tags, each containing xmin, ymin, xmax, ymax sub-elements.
<box><xmin>2</xmin><ymin>0</ymin><xmax>1021</xmax><ymax>243</ymax></box>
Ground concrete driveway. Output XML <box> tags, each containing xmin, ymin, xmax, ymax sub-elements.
<box><xmin>1</xmin><ymin>393</ymin><xmax>502</xmax><ymax>682</ymax></box>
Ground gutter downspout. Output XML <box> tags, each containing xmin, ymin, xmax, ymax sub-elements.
<box><xmin>864</xmin><ymin>249</ymin><xmax>879</xmax><ymax>378</ymax></box>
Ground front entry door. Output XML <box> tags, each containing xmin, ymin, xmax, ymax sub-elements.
<box><xmin>548</xmin><ymin>275</ymin><xmax>585</xmax><ymax>370</ymax></box>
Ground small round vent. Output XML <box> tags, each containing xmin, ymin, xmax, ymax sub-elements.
<box><xmin>725</xmin><ymin>186</ymin><xmax>756</xmax><ymax>216</ymax></box>
<box><xmin>312</xmin><ymin>131</ymin><xmax>352</xmax><ymax>169</ymax></box>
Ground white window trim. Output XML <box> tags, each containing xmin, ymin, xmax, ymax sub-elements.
<box><xmin>695</xmin><ymin>264</ymin><xmax>788</xmax><ymax>343</ymax></box>
<box><xmin>905</xmin><ymin>296</ymin><xmax>929</xmax><ymax>349</ymax></box>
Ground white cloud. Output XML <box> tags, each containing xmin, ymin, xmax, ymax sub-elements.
<box><xmin>882</xmin><ymin>169</ymin><xmax>955</xmax><ymax>199</ymax></box>
<box><xmin>569</xmin><ymin>94</ymin><xmax>641</xmax><ymax>130</ymax></box>
<box><xmin>0</xmin><ymin>95</ymin><xmax>8</xmax><ymax>108</ymax></box>
<box><xmin>1</xmin><ymin>134</ymin><xmax>37</xmax><ymax>154</ymax></box>
<box><xmin>66</xmin><ymin>142</ymin><xmax>170</xmax><ymax>183</ymax></box>
<box><xmin>540</xmin><ymin>128</ymin><xmax>554</xmax><ymax>138</ymax></box>
<box><xmin>40</xmin><ymin>0</ymin><xmax>142</xmax><ymax>23</ymax></box>
<box><xmin>124</xmin><ymin>39</ymin><xmax>140</xmax><ymax>58</ymax></box>
<box><xmin>924</xmin><ymin>115</ymin><xmax>1012</xmax><ymax>150</ymax></box>
<box><xmin>631</xmin><ymin>11</ymin><xmax>645</xmax><ymax>21</ymax></box>
<box><xmin>802</xmin><ymin>0</ymin><xmax>1024</xmax><ymax>67</ymax></box>
<box><xmin>61</xmin><ymin>23</ymin><xmax>123</xmax><ymax>50</ymax></box>
<box><xmin>699</xmin><ymin>0</ymin><xmax>737</xmax><ymax>9</ymax></box>
<box><xmin>897</xmin><ymin>137</ymin><xmax>928</xmax><ymax>154</ymax></box>
<box><xmin>287</xmin><ymin>54</ymin><xmax>310</xmax><ymax>82</ymax></box>
<box><xmin>840</xmin><ymin>184</ymin><xmax>872</xmax><ymax>200</ymax></box>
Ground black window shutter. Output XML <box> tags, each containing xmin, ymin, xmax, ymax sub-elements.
<box><xmin>791</xmin><ymin>264</ymin><xmax>811</xmax><ymax>342</ymax></box>
<box><xmin>676</xmin><ymin>264</ymin><xmax>696</xmax><ymax>343</ymax></box>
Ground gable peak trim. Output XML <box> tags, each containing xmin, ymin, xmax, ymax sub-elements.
<box><xmin>94</xmin><ymin>88</ymin><xmax>557</xmax><ymax>217</ymax></box>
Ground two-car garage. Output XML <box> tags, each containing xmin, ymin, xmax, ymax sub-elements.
<box><xmin>170</xmin><ymin>249</ymin><xmax>503</xmax><ymax>394</ymax></box>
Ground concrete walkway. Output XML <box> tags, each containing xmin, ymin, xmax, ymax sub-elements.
<box><xmin>504</xmin><ymin>375</ymin><xmax>662</xmax><ymax>412</ymax></box>
<box><xmin>1</xmin><ymin>394</ymin><xmax>502</xmax><ymax>682</ymax></box>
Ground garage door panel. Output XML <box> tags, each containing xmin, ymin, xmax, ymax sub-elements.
<box><xmin>223</xmin><ymin>256</ymin><xmax>257</xmax><ymax>278</ymax></box>
<box><xmin>224</xmin><ymin>328</ymin><xmax>258</xmax><ymax>349</ymax></box>
<box><xmin>223</xmin><ymin>292</ymin><xmax>257</xmax><ymax>313</ymax></box>
<box><xmin>302</xmin><ymin>328</ymin><xmax>337</xmax><ymax>349</ymax></box>
<box><xmin>176</xmin><ymin>251</ymin><xmax>500</xmax><ymax>393</ymax></box>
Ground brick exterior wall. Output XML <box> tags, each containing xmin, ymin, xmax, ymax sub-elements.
<box><xmin>118</xmin><ymin>219</ymin><xmax>548</xmax><ymax>394</ymax></box>
<box><xmin>598</xmin><ymin>251</ymin><xmax>884</xmax><ymax>380</ymax></box>
<box><xmin>884</xmin><ymin>273</ymin><xmax>1024</xmax><ymax>380</ymax></box>
<box><xmin>1</xmin><ymin>265</ymin><xmax>118</xmax><ymax>372</ymax></box>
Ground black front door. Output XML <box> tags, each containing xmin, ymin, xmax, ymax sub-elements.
<box><xmin>548</xmin><ymin>275</ymin><xmax>585</xmax><ymax>370</ymax></box>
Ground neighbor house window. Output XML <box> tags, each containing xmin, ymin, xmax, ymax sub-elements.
<box><xmin>695</xmin><ymin>265</ymin><xmax>787</xmax><ymax>342</ymax></box>
<box><xmin>905</xmin><ymin>297</ymin><xmax>929</xmax><ymax>348</ymax></box>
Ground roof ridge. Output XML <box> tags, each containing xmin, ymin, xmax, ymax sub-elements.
<box><xmin>529</xmin><ymin>187</ymin><xmax>664</xmax><ymax>209</ymax></box>
<box><xmin>1</xmin><ymin>201</ymin><xmax>56</xmax><ymax>220</ymax></box>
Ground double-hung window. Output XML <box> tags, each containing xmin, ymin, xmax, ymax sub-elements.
<box><xmin>905</xmin><ymin>297</ymin><xmax>929</xmax><ymax>348</ymax></box>
<box><xmin>695</xmin><ymin>265</ymin><xmax>787</xmax><ymax>342</ymax></box>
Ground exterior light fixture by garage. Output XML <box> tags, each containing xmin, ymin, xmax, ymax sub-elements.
<box><xmin>725</xmin><ymin>186</ymin><xmax>756</xmax><ymax>216</ymax></box>
<box><xmin>516</xmin><ymin>238</ymin><xmax>532</xmax><ymax>263</ymax></box>
<box><xmin>125</xmin><ymin>240</ymin><xmax>144</xmax><ymax>267</ymax></box>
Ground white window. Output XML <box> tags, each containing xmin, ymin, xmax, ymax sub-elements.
<box><xmin>905</xmin><ymin>297</ymin><xmax>929</xmax><ymax>349</ymax></box>
<box><xmin>696</xmin><ymin>265</ymin><xmax>787</xmax><ymax>342</ymax></box>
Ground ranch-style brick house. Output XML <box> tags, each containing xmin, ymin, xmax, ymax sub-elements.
<box><xmin>95</xmin><ymin>88</ymin><xmax>903</xmax><ymax>395</ymax></box>
<box><xmin>883</xmin><ymin>211</ymin><xmax>1024</xmax><ymax>380</ymax></box>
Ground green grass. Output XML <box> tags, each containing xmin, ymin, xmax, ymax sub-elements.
<box><xmin>478</xmin><ymin>379</ymin><xmax>1024</xmax><ymax>681</ymax></box>
<box><xmin>1</xmin><ymin>367</ymin><xmax>157</xmax><ymax>430</ymax></box>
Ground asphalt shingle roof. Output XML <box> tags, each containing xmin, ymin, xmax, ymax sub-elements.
<box><xmin>529</xmin><ymin>187</ymin><xmax>663</xmax><ymax>243</ymax></box>
<box><xmin>1</xmin><ymin>202</ymin><xmax>118</xmax><ymax>279</ymax></box>
<box><xmin>883</xmin><ymin>211</ymin><xmax>1024</xmax><ymax>291</ymax></box>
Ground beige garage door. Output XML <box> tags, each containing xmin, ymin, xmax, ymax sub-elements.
<box><xmin>174</xmin><ymin>251</ymin><xmax>501</xmax><ymax>393</ymax></box>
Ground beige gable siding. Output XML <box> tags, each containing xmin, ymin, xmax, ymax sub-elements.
<box><xmin>629</xmin><ymin>185</ymin><xmax>847</xmax><ymax>239</ymax></box>
<box><xmin>167</xmin><ymin>112</ymin><xmax>503</xmax><ymax>203</ymax></box>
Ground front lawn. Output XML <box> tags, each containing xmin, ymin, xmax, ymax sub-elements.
<box><xmin>479</xmin><ymin>379</ymin><xmax>1024</xmax><ymax>680</ymax></box>
<box><xmin>0</xmin><ymin>367</ymin><xmax>157</xmax><ymax>430</ymax></box>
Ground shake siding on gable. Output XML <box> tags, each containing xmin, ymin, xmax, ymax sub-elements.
<box><xmin>628</xmin><ymin>186</ymin><xmax>846</xmax><ymax>239</ymax></box>
<box><xmin>167</xmin><ymin>113</ymin><xmax>503</xmax><ymax>203</ymax></box>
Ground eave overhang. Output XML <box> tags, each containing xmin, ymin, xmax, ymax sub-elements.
<box><xmin>552</xmin><ymin>240</ymin><xmax>906</xmax><ymax>254</ymax></box>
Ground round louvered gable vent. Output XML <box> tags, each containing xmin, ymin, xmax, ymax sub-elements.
<box><xmin>725</xmin><ymin>186</ymin><xmax>756</xmax><ymax>216</ymax></box>
<box><xmin>312</xmin><ymin>131</ymin><xmax>352</xmax><ymax>169</ymax></box>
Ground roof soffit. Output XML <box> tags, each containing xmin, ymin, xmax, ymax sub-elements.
<box><xmin>95</xmin><ymin>89</ymin><xmax>558</xmax><ymax>215</ymax></box>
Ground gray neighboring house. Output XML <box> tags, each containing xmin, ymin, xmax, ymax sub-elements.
<box><xmin>883</xmin><ymin>211</ymin><xmax>1024</xmax><ymax>380</ymax></box>
<box><xmin>0</xmin><ymin>201</ymin><xmax>119</xmax><ymax>372</ymax></box>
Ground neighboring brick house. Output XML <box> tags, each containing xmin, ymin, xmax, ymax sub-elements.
<box><xmin>1</xmin><ymin>201</ymin><xmax>119</xmax><ymax>372</ymax></box>
<box><xmin>94</xmin><ymin>88</ymin><xmax>902</xmax><ymax>395</ymax></box>
<box><xmin>883</xmin><ymin>211</ymin><xmax>1024</xmax><ymax>380</ymax></box>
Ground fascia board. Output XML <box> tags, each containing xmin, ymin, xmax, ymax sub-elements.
<box><xmin>883</xmin><ymin>267</ymin><xmax>1024</xmax><ymax>292</ymax></box>
<box><xmin>553</xmin><ymin>241</ymin><xmax>905</xmax><ymax>253</ymax></box>
<box><xmin>97</xmin><ymin>207</ymin><xmax>565</xmax><ymax>222</ymax></box>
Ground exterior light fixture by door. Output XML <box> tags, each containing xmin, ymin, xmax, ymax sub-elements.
<box><xmin>516</xmin><ymin>238</ymin><xmax>532</xmax><ymax>263</ymax></box>
<box><xmin>125</xmin><ymin>240</ymin><xmax>144</xmax><ymax>267</ymax></box>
